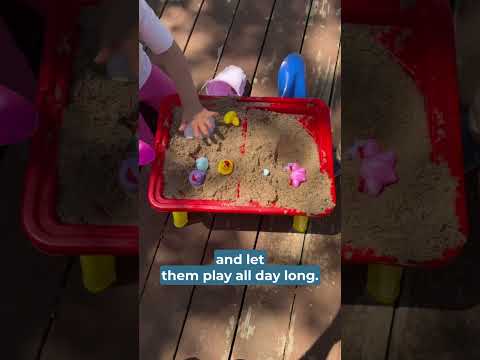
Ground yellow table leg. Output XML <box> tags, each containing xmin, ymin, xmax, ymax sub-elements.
<box><xmin>292</xmin><ymin>215</ymin><xmax>309</xmax><ymax>233</ymax></box>
<box><xmin>80</xmin><ymin>255</ymin><xmax>116</xmax><ymax>294</ymax></box>
<box><xmin>366</xmin><ymin>264</ymin><xmax>403</xmax><ymax>305</ymax></box>
<box><xmin>172</xmin><ymin>211</ymin><xmax>188</xmax><ymax>228</ymax></box>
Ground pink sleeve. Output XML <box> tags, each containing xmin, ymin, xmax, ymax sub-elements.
<box><xmin>139</xmin><ymin>0</ymin><xmax>174</xmax><ymax>55</ymax></box>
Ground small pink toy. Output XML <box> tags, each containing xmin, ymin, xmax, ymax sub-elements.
<box><xmin>138</xmin><ymin>139</ymin><xmax>156</xmax><ymax>166</ymax></box>
<box><xmin>189</xmin><ymin>170</ymin><xmax>206</xmax><ymax>187</ymax></box>
<box><xmin>284</xmin><ymin>162</ymin><xmax>307</xmax><ymax>188</ymax></box>
<box><xmin>138</xmin><ymin>114</ymin><xmax>156</xmax><ymax>166</ymax></box>
<box><xmin>350</xmin><ymin>139</ymin><xmax>398</xmax><ymax>197</ymax></box>
<box><xmin>118</xmin><ymin>157</ymin><xmax>139</xmax><ymax>193</ymax></box>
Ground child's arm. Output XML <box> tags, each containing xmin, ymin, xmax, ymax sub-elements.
<box><xmin>139</xmin><ymin>0</ymin><xmax>215</xmax><ymax>138</ymax></box>
<box><xmin>149</xmin><ymin>41</ymin><xmax>217</xmax><ymax>138</ymax></box>
<box><xmin>95</xmin><ymin>0</ymin><xmax>216</xmax><ymax>138</ymax></box>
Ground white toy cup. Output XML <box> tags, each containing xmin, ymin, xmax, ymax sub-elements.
<box><xmin>203</xmin><ymin>65</ymin><xmax>247</xmax><ymax>96</ymax></box>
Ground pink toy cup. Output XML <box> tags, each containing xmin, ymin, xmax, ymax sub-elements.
<box><xmin>203</xmin><ymin>65</ymin><xmax>247</xmax><ymax>96</ymax></box>
<box><xmin>0</xmin><ymin>85</ymin><xmax>38</xmax><ymax>145</ymax></box>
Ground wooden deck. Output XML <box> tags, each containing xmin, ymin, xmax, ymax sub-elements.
<box><xmin>140</xmin><ymin>0</ymin><xmax>341</xmax><ymax>359</ymax></box>
<box><xmin>5</xmin><ymin>1</ymin><xmax>480</xmax><ymax>360</ymax></box>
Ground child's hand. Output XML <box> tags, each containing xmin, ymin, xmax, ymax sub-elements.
<box><xmin>179</xmin><ymin>106</ymin><xmax>218</xmax><ymax>138</ymax></box>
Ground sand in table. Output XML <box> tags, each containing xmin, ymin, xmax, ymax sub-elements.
<box><xmin>342</xmin><ymin>24</ymin><xmax>465</xmax><ymax>261</ymax></box>
<box><xmin>163</xmin><ymin>100</ymin><xmax>333</xmax><ymax>215</ymax></box>
<box><xmin>57</xmin><ymin>8</ymin><xmax>137</xmax><ymax>225</ymax></box>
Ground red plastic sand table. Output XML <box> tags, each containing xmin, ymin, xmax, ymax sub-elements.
<box><xmin>148</xmin><ymin>95</ymin><xmax>336</xmax><ymax>217</ymax></box>
<box><xmin>342</xmin><ymin>0</ymin><xmax>468</xmax><ymax>267</ymax></box>
<box><xmin>22</xmin><ymin>2</ymin><xmax>137</xmax><ymax>255</ymax></box>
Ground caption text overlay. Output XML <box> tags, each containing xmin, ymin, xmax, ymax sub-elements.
<box><xmin>160</xmin><ymin>250</ymin><xmax>320</xmax><ymax>285</ymax></box>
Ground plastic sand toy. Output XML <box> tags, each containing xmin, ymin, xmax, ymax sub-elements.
<box><xmin>278</xmin><ymin>53</ymin><xmax>307</xmax><ymax>98</ymax></box>
<box><xmin>262</xmin><ymin>169</ymin><xmax>270</xmax><ymax>176</ymax></box>
<box><xmin>203</xmin><ymin>65</ymin><xmax>247</xmax><ymax>96</ymax></box>
<box><xmin>139</xmin><ymin>139</ymin><xmax>155</xmax><ymax>166</ymax></box>
<box><xmin>195</xmin><ymin>157</ymin><xmax>209</xmax><ymax>172</ymax></box>
<box><xmin>224</xmin><ymin>111</ymin><xmax>240</xmax><ymax>126</ymax></box>
<box><xmin>217</xmin><ymin>159</ymin><xmax>234</xmax><ymax>175</ymax></box>
<box><xmin>184</xmin><ymin>117</ymin><xmax>216</xmax><ymax>139</ymax></box>
<box><xmin>349</xmin><ymin>140</ymin><xmax>398</xmax><ymax>197</ymax></box>
<box><xmin>285</xmin><ymin>163</ymin><xmax>307</xmax><ymax>188</ymax></box>
<box><xmin>119</xmin><ymin>157</ymin><xmax>139</xmax><ymax>193</ymax></box>
<box><xmin>189</xmin><ymin>170</ymin><xmax>206</xmax><ymax>187</ymax></box>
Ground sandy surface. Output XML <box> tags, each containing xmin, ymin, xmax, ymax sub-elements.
<box><xmin>342</xmin><ymin>24</ymin><xmax>465</xmax><ymax>261</ymax></box>
<box><xmin>163</xmin><ymin>99</ymin><xmax>333</xmax><ymax>215</ymax></box>
<box><xmin>57</xmin><ymin>8</ymin><xmax>137</xmax><ymax>225</ymax></box>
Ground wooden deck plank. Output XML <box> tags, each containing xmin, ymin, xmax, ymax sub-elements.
<box><xmin>161</xmin><ymin>0</ymin><xmax>204</xmax><ymax>51</ymax></box>
<box><xmin>139</xmin><ymin>215</ymin><xmax>213</xmax><ymax>360</ymax></box>
<box><xmin>215</xmin><ymin>0</ymin><xmax>276</xmax><ymax>87</ymax></box>
<box><xmin>342</xmin><ymin>305</ymin><xmax>393</xmax><ymax>360</ymax></box>
<box><xmin>140</xmin><ymin>0</ymin><xmax>201</xmax><ymax>293</ymax></box>
<box><xmin>230</xmin><ymin>216</ymin><xmax>305</xmax><ymax>360</ymax></box>
<box><xmin>2</xmin><ymin>144</ymin><xmax>69</xmax><ymax>360</ymax></box>
<box><xmin>175</xmin><ymin>214</ymin><xmax>261</xmax><ymax>360</ymax></box>
<box><xmin>230</xmin><ymin>0</ymin><xmax>339</xmax><ymax>357</ymax></box>
<box><xmin>140</xmin><ymin>1</ymin><xmax>240</xmax><ymax>358</ymax></box>
<box><xmin>174</xmin><ymin>1</ymin><xmax>274</xmax><ymax>356</ymax></box>
<box><xmin>40</xmin><ymin>258</ymin><xmax>138</xmax><ymax>360</ymax></box>
<box><xmin>283</xmin><ymin>20</ymin><xmax>341</xmax><ymax>354</ymax></box>
<box><xmin>251</xmin><ymin>0</ymin><xmax>311</xmax><ymax>97</ymax></box>
<box><xmin>229</xmin><ymin>0</ymin><xmax>341</xmax><ymax>357</ymax></box>
<box><xmin>387</xmin><ymin>173</ymin><xmax>480</xmax><ymax>359</ymax></box>
<box><xmin>139</xmin><ymin>166</ymin><xmax>168</xmax><ymax>293</ymax></box>
<box><xmin>341</xmin><ymin>233</ymin><xmax>392</xmax><ymax>357</ymax></box>
<box><xmin>183</xmin><ymin>0</ymin><xmax>240</xmax><ymax>87</ymax></box>
<box><xmin>147</xmin><ymin>0</ymin><xmax>169</xmax><ymax>18</ymax></box>
<box><xmin>284</xmin><ymin>227</ymin><xmax>341</xmax><ymax>360</ymax></box>
<box><xmin>140</xmin><ymin>1</ymin><xmax>241</xmax><ymax>358</ymax></box>
<box><xmin>388</xmin><ymin>306</ymin><xmax>480</xmax><ymax>360</ymax></box>
<box><xmin>331</xmin><ymin>46</ymin><xmax>341</xmax><ymax>156</ymax></box>
<box><xmin>302</xmin><ymin>0</ymin><xmax>341</xmax><ymax>102</ymax></box>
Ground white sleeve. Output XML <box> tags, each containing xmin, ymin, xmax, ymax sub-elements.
<box><xmin>139</xmin><ymin>0</ymin><xmax>174</xmax><ymax>54</ymax></box>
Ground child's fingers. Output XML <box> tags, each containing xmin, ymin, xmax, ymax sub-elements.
<box><xmin>199</xmin><ymin>122</ymin><xmax>210</xmax><ymax>137</ymax></box>
<box><xmin>208</xmin><ymin>111</ymin><xmax>219</xmax><ymax>121</ymax></box>
<box><xmin>193</xmin><ymin>124</ymin><xmax>201</xmax><ymax>138</ymax></box>
<box><xmin>205</xmin><ymin>119</ymin><xmax>214</xmax><ymax>130</ymax></box>
<box><xmin>179</xmin><ymin>122</ymin><xmax>186</xmax><ymax>131</ymax></box>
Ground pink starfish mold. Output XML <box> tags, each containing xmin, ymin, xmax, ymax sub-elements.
<box><xmin>284</xmin><ymin>162</ymin><xmax>307</xmax><ymax>188</ymax></box>
<box><xmin>349</xmin><ymin>139</ymin><xmax>399</xmax><ymax>197</ymax></box>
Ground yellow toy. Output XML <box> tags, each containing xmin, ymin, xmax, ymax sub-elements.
<box><xmin>224</xmin><ymin>111</ymin><xmax>240</xmax><ymax>126</ymax></box>
<box><xmin>172</xmin><ymin>211</ymin><xmax>189</xmax><ymax>228</ymax></box>
<box><xmin>217</xmin><ymin>159</ymin><xmax>234</xmax><ymax>175</ymax></box>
